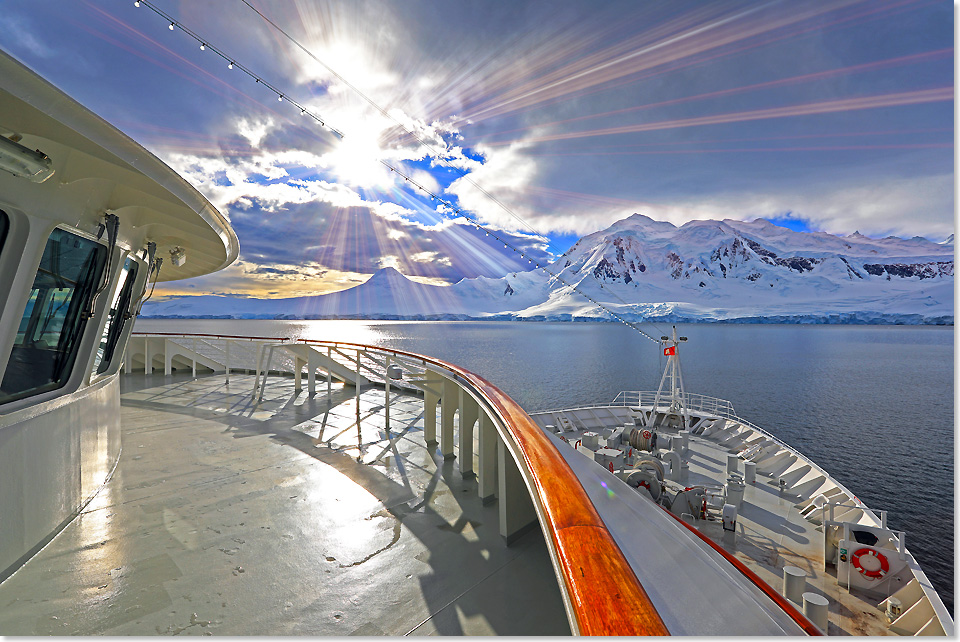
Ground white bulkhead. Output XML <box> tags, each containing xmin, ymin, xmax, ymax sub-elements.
<box><xmin>0</xmin><ymin>51</ymin><xmax>237</xmax><ymax>583</ymax></box>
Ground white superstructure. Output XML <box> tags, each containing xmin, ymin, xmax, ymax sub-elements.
<box><xmin>0</xmin><ymin>50</ymin><xmax>238</xmax><ymax>584</ymax></box>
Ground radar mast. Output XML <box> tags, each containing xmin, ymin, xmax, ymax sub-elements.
<box><xmin>653</xmin><ymin>326</ymin><xmax>689</xmax><ymax>431</ymax></box>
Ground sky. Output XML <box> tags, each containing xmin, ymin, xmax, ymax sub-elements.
<box><xmin>1</xmin><ymin>0</ymin><xmax>954</xmax><ymax>299</ymax></box>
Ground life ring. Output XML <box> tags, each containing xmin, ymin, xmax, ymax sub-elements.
<box><xmin>851</xmin><ymin>547</ymin><xmax>889</xmax><ymax>579</ymax></box>
<box><xmin>642</xmin><ymin>430</ymin><xmax>652</xmax><ymax>440</ymax></box>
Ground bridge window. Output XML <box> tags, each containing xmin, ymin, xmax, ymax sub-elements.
<box><xmin>0</xmin><ymin>227</ymin><xmax>106</xmax><ymax>404</ymax></box>
<box><xmin>91</xmin><ymin>256</ymin><xmax>138</xmax><ymax>376</ymax></box>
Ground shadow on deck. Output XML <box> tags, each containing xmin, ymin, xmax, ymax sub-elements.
<box><xmin>0</xmin><ymin>372</ymin><xmax>569</xmax><ymax>636</ymax></box>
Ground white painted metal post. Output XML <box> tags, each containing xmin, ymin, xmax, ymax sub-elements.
<box><xmin>252</xmin><ymin>343</ymin><xmax>264</xmax><ymax>399</ymax></box>
<box><xmin>144</xmin><ymin>337</ymin><xmax>150</xmax><ymax>374</ymax></box>
<box><xmin>458</xmin><ymin>388</ymin><xmax>478</xmax><ymax>477</ymax></box>
<box><xmin>192</xmin><ymin>337</ymin><xmax>197</xmax><ymax>378</ymax></box>
<box><xmin>294</xmin><ymin>356</ymin><xmax>302</xmax><ymax>393</ymax></box>
<box><xmin>307</xmin><ymin>351</ymin><xmax>315</xmax><ymax>395</ymax></box>
<box><xmin>423</xmin><ymin>369</ymin><xmax>439</xmax><ymax>446</ymax></box>
<box><xmin>327</xmin><ymin>347</ymin><xmax>332</xmax><ymax>396</ymax></box>
<box><xmin>225</xmin><ymin>340</ymin><xmax>230</xmax><ymax>384</ymax></box>
<box><xmin>478</xmin><ymin>410</ymin><xmax>497</xmax><ymax>502</ymax></box>
<box><xmin>355</xmin><ymin>349</ymin><xmax>362</xmax><ymax>454</ymax></box>
<box><xmin>440</xmin><ymin>377</ymin><xmax>459</xmax><ymax>460</ymax></box>
<box><xmin>497</xmin><ymin>436</ymin><xmax>537</xmax><ymax>544</ymax></box>
<box><xmin>384</xmin><ymin>355</ymin><xmax>391</xmax><ymax>435</ymax></box>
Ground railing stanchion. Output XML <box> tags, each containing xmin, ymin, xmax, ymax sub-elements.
<box><xmin>384</xmin><ymin>355</ymin><xmax>391</xmax><ymax>435</ymax></box>
<box><xmin>327</xmin><ymin>347</ymin><xmax>332</xmax><ymax>397</ymax></box>
<box><xmin>355</xmin><ymin>348</ymin><xmax>362</xmax><ymax>460</ymax></box>
<box><xmin>478</xmin><ymin>410</ymin><xmax>497</xmax><ymax>501</ymax></box>
<box><xmin>440</xmin><ymin>377</ymin><xmax>458</xmax><ymax>460</ymax></box>
<box><xmin>458</xmin><ymin>388</ymin><xmax>478</xmax><ymax>478</ymax></box>
<box><xmin>423</xmin><ymin>369</ymin><xmax>439</xmax><ymax>446</ymax></box>
<box><xmin>252</xmin><ymin>343</ymin><xmax>263</xmax><ymax>400</ymax></box>
<box><xmin>224</xmin><ymin>339</ymin><xmax>230</xmax><ymax>384</ymax></box>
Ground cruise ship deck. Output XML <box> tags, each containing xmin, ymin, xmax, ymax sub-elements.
<box><xmin>0</xmin><ymin>372</ymin><xmax>569</xmax><ymax>636</ymax></box>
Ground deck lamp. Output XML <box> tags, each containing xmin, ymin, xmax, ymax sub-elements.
<box><xmin>169</xmin><ymin>246</ymin><xmax>187</xmax><ymax>267</ymax></box>
<box><xmin>0</xmin><ymin>134</ymin><xmax>54</xmax><ymax>183</ymax></box>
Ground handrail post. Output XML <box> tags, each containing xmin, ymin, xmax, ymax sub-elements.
<box><xmin>458</xmin><ymin>388</ymin><xmax>478</xmax><ymax>478</ymax></box>
<box><xmin>307</xmin><ymin>349</ymin><xmax>316</xmax><ymax>395</ymax></box>
<box><xmin>423</xmin><ymin>369</ymin><xmax>439</xmax><ymax>446</ymax></box>
<box><xmin>384</xmin><ymin>355</ymin><xmax>391</xmax><ymax>435</ymax></box>
<box><xmin>355</xmin><ymin>348</ymin><xmax>362</xmax><ymax>458</ymax></box>
<box><xmin>224</xmin><ymin>339</ymin><xmax>230</xmax><ymax>384</ymax></box>
<box><xmin>478</xmin><ymin>410</ymin><xmax>497</xmax><ymax>502</ymax></box>
<box><xmin>294</xmin><ymin>356</ymin><xmax>303</xmax><ymax>393</ymax></box>
<box><xmin>252</xmin><ymin>343</ymin><xmax>263</xmax><ymax>400</ymax></box>
<box><xmin>498</xmin><ymin>435</ymin><xmax>536</xmax><ymax>544</ymax></box>
<box><xmin>327</xmin><ymin>347</ymin><xmax>332</xmax><ymax>397</ymax></box>
<box><xmin>440</xmin><ymin>376</ymin><xmax>459</xmax><ymax>460</ymax></box>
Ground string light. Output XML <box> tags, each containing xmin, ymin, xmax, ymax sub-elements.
<box><xmin>132</xmin><ymin>0</ymin><xmax>657</xmax><ymax>342</ymax></box>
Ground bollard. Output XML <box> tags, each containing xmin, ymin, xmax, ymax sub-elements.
<box><xmin>782</xmin><ymin>566</ymin><xmax>806</xmax><ymax>604</ymax></box>
<box><xmin>802</xmin><ymin>592</ymin><xmax>829</xmax><ymax>633</ymax></box>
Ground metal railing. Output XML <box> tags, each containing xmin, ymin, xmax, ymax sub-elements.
<box><xmin>609</xmin><ymin>389</ymin><xmax>877</xmax><ymax>519</ymax></box>
<box><xmin>612</xmin><ymin>390</ymin><xmax>737</xmax><ymax>419</ymax></box>
<box><xmin>128</xmin><ymin>332</ymin><xmax>670</xmax><ymax>636</ymax></box>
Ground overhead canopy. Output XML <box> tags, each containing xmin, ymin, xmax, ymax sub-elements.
<box><xmin>0</xmin><ymin>49</ymin><xmax>239</xmax><ymax>282</ymax></box>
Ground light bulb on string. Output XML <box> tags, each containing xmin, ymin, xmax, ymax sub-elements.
<box><xmin>278</xmin><ymin>94</ymin><xmax>283</xmax><ymax>102</ymax></box>
<box><xmin>134</xmin><ymin>0</ymin><xmax>140</xmax><ymax>6</ymax></box>
<box><xmin>199</xmin><ymin>43</ymin><xmax>206</xmax><ymax>51</ymax></box>
<box><xmin>169</xmin><ymin>22</ymin><xmax>175</xmax><ymax>30</ymax></box>
<box><xmin>228</xmin><ymin>61</ymin><xmax>234</xmax><ymax>69</ymax></box>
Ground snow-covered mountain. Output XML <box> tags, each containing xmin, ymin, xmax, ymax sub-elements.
<box><xmin>143</xmin><ymin>214</ymin><xmax>954</xmax><ymax>324</ymax></box>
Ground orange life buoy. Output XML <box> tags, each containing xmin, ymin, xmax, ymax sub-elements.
<box><xmin>851</xmin><ymin>547</ymin><xmax>889</xmax><ymax>579</ymax></box>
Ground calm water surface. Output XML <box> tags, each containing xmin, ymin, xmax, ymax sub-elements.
<box><xmin>139</xmin><ymin>319</ymin><xmax>954</xmax><ymax>614</ymax></box>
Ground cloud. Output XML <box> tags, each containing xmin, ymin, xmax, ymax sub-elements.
<box><xmin>652</xmin><ymin>174</ymin><xmax>955</xmax><ymax>240</ymax></box>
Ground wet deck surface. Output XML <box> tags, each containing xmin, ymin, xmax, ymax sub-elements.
<box><xmin>0</xmin><ymin>373</ymin><xmax>569</xmax><ymax>636</ymax></box>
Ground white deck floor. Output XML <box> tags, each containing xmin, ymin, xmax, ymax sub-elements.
<box><xmin>0</xmin><ymin>373</ymin><xmax>569</xmax><ymax>636</ymax></box>
<box><xmin>681</xmin><ymin>429</ymin><xmax>895</xmax><ymax>636</ymax></box>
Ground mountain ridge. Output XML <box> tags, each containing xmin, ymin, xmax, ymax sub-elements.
<box><xmin>143</xmin><ymin>214</ymin><xmax>954</xmax><ymax>324</ymax></box>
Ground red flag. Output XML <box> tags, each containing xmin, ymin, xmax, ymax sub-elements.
<box><xmin>664</xmin><ymin>346</ymin><xmax>676</xmax><ymax>356</ymax></box>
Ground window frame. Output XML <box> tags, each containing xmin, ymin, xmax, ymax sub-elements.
<box><xmin>0</xmin><ymin>223</ymin><xmax>109</xmax><ymax>407</ymax></box>
<box><xmin>89</xmin><ymin>252</ymin><xmax>144</xmax><ymax>380</ymax></box>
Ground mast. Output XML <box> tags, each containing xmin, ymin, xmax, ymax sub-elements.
<box><xmin>653</xmin><ymin>326</ymin><xmax>689</xmax><ymax>430</ymax></box>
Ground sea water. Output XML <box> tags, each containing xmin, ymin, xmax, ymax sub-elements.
<box><xmin>137</xmin><ymin>319</ymin><xmax>954</xmax><ymax>615</ymax></box>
